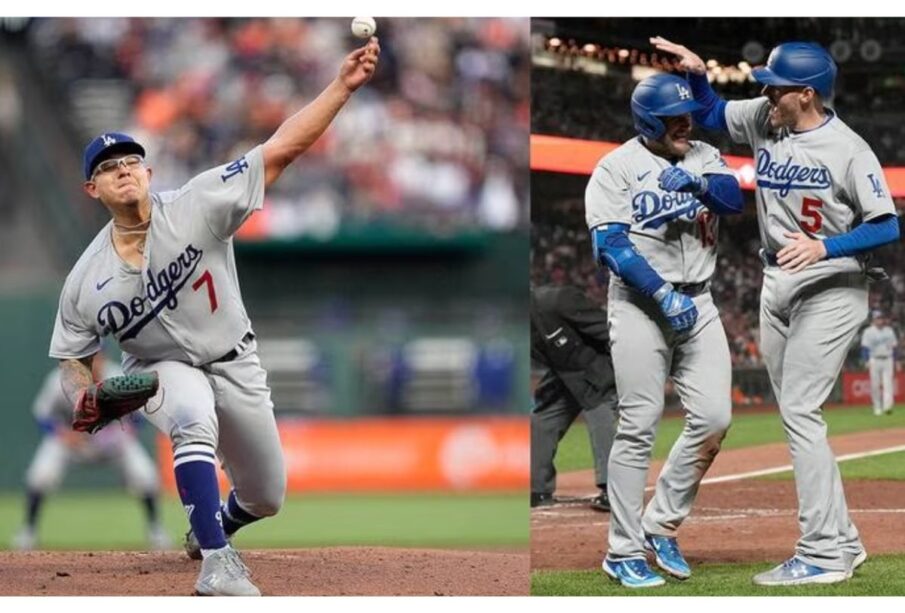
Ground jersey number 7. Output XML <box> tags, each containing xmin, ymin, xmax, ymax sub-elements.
<box><xmin>192</xmin><ymin>269</ymin><xmax>219</xmax><ymax>313</ymax></box>
<box><xmin>800</xmin><ymin>197</ymin><xmax>824</xmax><ymax>233</ymax></box>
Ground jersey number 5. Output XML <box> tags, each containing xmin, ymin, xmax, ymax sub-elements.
<box><xmin>192</xmin><ymin>270</ymin><xmax>219</xmax><ymax>313</ymax></box>
<box><xmin>800</xmin><ymin>197</ymin><xmax>824</xmax><ymax>233</ymax></box>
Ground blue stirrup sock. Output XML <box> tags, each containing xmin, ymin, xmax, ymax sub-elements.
<box><xmin>173</xmin><ymin>443</ymin><xmax>227</xmax><ymax>550</ymax></box>
<box><xmin>221</xmin><ymin>489</ymin><xmax>263</xmax><ymax>536</ymax></box>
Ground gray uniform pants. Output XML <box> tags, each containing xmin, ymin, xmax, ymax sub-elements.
<box><xmin>760</xmin><ymin>266</ymin><xmax>867</xmax><ymax>571</ymax></box>
<box><xmin>607</xmin><ymin>284</ymin><xmax>731</xmax><ymax>559</ymax></box>
<box><xmin>531</xmin><ymin>388</ymin><xmax>618</xmax><ymax>495</ymax></box>
<box><xmin>130</xmin><ymin>339</ymin><xmax>286</xmax><ymax>518</ymax></box>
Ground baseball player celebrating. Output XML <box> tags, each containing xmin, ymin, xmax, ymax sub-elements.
<box><xmin>585</xmin><ymin>73</ymin><xmax>743</xmax><ymax>588</ymax></box>
<box><xmin>49</xmin><ymin>38</ymin><xmax>379</xmax><ymax>595</ymax></box>
<box><xmin>653</xmin><ymin>37</ymin><xmax>900</xmax><ymax>586</ymax></box>
<box><xmin>861</xmin><ymin>310</ymin><xmax>898</xmax><ymax>415</ymax></box>
<box><xmin>11</xmin><ymin>356</ymin><xmax>170</xmax><ymax>552</ymax></box>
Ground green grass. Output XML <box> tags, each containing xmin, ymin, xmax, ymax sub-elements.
<box><xmin>532</xmin><ymin>554</ymin><xmax>905</xmax><ymax>596</ymax></box>
<box><xmin>761</xmin><ymin>450</ymin><xmax>905</xmax><ymax>482</ymax></box>
<box><xmin>0</xmin><ymin>491</ymin><xmax>528</xmax><ymax>551</ymax></box>
<box><xmin>556</xmin><ymin>405</ymin><xmax>905</xmax><ymax>473</ymax></box>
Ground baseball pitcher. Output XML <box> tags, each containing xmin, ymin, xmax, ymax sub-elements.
<box><xmin>49</xmin><ymin>38</ymin><xmax>379</xmax><ymax>595</ymax></box>
<box><xmin>585</xmin><ymin>73</ymin><xmax>743</xmax><ymax>588</ymax></box>
<box><xmin>861</xmin><ymin>310</ymin><xmax>898</xmax><ymax>415</ymax></box>
<box><xmin>653</xmin><ymin>37</ymin><xmax>900</xmax><ymax>586</ymax></box>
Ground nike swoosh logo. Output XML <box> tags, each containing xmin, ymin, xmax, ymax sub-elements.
<box><xmin>637</xmin><ymin>171</ymin><xmax>652</xmax><ymax>181</ymax></box>
<box><xmin>545</xmin><ymin>327</ymin><xmax>563</xmax><ymax>339</ymax></box>
<box><xmin>96</xmin><ymin>277</ymin><xmax>114</xmax><ymax>291</ymax></box>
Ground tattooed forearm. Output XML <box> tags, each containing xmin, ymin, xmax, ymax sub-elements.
<box><xmin>59</xmin><ymin>356</ymin><xmax>94</xmax><ymax>407</ymax></box>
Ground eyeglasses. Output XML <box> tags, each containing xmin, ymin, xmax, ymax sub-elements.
<box><xmin>91</xmin><ymin>154</ymin><xmax>145</xmax><ymax>180</ymax></box>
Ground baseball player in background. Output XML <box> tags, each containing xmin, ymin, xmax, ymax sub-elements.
<box><xmin>653</xmin><ymin>37</ymin><xmax>900</xmax><ymax>586</ymax></box>
<box><xmin>585</xmin><ymin>73</ymin><xmax>744</xmax><ymax>588</ymax></box>
<box><xmin>530</xmin><ymin>283</ymin><xmax>619</xmax><ymax>513</ymax></box>
<box><xmin>861</xmin><ymin>310</ymin><xmax>898</xmax><ymax>415</ymax></box>
<box><xmin>10</xmin><ymin>355</ymin><xmax>170</xmax><ymax>552</ymax></box>
<box><xmin>49</xmin><ymin>38</ymin><xmax>379</xmax><ymax>595</ymax></box>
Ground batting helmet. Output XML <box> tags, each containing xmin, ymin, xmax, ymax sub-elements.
<box><xmin>631</xmin><ymin>74</ymin><xmax>703</xmax><ymax>140</ymax></box>
<box><xmin>751</xmin><ymin>42</ymin><xmax>837</xmax><ymax>99</ymax></box>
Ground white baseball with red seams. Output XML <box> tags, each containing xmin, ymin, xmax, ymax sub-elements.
<box><xmin>351</xmin><ymin>17</ymin><xmax>376</xmax><ymax>39</ymax></box>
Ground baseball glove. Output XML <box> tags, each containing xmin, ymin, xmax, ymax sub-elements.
<box><xmin>72</xmin><ymin>372</ymin><xmax>160</xmax><ymax>434</ymax></box>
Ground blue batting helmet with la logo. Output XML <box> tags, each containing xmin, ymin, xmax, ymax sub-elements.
<box><xmin>631</xmin><ymin>73</ymin><xmax>704</xmax><ymax>140</ymax></box>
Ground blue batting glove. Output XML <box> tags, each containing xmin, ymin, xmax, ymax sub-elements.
<box><xmin>658</xmin><ymin>166</ymin><xmax>707</xmax><ymax>195</ymax></box>
<box><xmin>653</xmin><ymin>283</ymin><xmax>698</xmax><ymax>333</ymax></box>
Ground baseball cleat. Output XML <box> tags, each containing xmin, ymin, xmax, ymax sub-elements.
<box><xmin>602</xmin><ymin>556</ymin><xmax>666</xmax><ymax>588</ymax></box>
<box><xmin>845</xmin><ymin>549</ymin><xmax>868</xmax><ymax>578</ymax></box>
<box><xmin>184</xmin><ymin>528</ymin><xmax>231</xmax><ymax>561</ymax></box>
<box><xmin>148</xmin><ymin>526</ymin><xmax>173</xmax><ymax>551</ymax></box>
<box><xmin>11</xmin><ymin>527</ymin><xmax>36</xmax><ymax>551</ymax></box>
<box><xmin>530</xmin><ymin>492</ymin><xmax>555</xmax><ymax>508</ymax></box>
<box><xmin>644</xmin><ymin>534</ymin><xmax>691</xmax><ymax>579</ymax></box>
<box><xmin>752</xmin><ymin>556</ymin><xmax>849</xmax><ymax>586</ymax></box>
<box><xmin>589</xmin><ymin>490</ymin><xmax>611</xmax><ymax>513</ymax></box>
<box><xmin>194</xmin><ymin>546</ymin><xmax>261</xmax><ymax>596</ymax></box>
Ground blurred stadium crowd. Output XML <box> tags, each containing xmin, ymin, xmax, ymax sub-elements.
<box><xmin>532</xmin><ymin>18</ymin><xmax>905</xmax><ymax>164</ymax></box>
<box><xmin>531</xmin><ymin>18</ymin><xmax>905</xmax><ymax>368</ymax></box>
<box><xmin>26</xmin><ymin>17</ymin><xmax>530</xmax><ymax>237</ymax></box>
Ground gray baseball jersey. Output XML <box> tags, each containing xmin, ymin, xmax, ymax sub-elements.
<box><xmin>861</xmin><ymin>325</ymin><xmax>897</xmax><ymax>358</ymax></box>
<box><xmin>725</xmin><ymin>98</ymin><xmax>896</xmax><ymax>258</ymax></box>
<box><xmin>585</xmin><ymin>137</ymin><xmax>734</xmax><ymax>284</ymax></box>
<box><xmin>50</xmin><ymin>146</ymin><xmax>265</xmax><ymax>368</ymax></box>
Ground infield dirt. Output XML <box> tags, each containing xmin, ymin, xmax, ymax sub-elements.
<box><xmin>532</xmin><ymin>428</ymin><xmax>905</xmax><ymax>570</ymax></box>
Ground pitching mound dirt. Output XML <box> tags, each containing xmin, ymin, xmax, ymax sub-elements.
<box><xmin>0</xmin><ymin>547</ymin><xmax>529</xmax><ymax>595</ymax></box>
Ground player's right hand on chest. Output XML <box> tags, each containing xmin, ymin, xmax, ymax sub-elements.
<box><xmin>654</xmin><ymin>283</ymin><xmax>698</xmax><ymax>333</ymax></box>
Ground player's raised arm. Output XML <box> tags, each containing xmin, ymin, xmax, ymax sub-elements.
<box><xmin>262</xmin><ymin>37</ymin><xmax>380</xmax><ymax>188</ymax></box>
<box><xmin>650</xmin><ymin>37</ymin><xmax>728</xmax><ymax>132</ymax></box>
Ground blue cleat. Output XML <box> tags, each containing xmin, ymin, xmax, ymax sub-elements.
<box><xmin>644</xmin><ymin>534</ymin><xmax>691</xmax><ymax>579</ymax></box>
<box><xmin>753</xmin><ymin>556</ymin><xmax>849</xmax><ymax>586</ymax></box>
<box><xmin>602</xmin><ymin>557</ymin><xmax>666</xmax><ymax>588</ymax></box>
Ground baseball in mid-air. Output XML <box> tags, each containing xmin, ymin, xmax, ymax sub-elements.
<box><xmin>351</xmin><ymin>17</ymin><xmax>377</xmax><ymax>39</ymax></box>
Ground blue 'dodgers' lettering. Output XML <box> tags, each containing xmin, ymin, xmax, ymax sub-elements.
<box><xmin>97</xmin><ymin>244</ymin><xmax>203</xmax><ymax>340</ymax></box>
<box><xmin>755</xmin><ymin>149</ymin><xmax>832</xmax><ymax>197</ymax></box>
<box><xmin>631</xmin><ymin>190</ymin><xmax>703</xmax><ymax>230</ymax></box>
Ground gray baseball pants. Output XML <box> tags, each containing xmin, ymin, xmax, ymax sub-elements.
<box><xmin>760</xmin><ymin>266</ymin><xmax>867</xmax><ymax>571</ymax></box>
<box><xmin>607</xmin><ymin>285</ymin><xmax>732</xmax><ymax>559</ymax></box>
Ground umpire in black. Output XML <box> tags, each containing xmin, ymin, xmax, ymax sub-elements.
<box><xmin>531</xmin><ymin>283</ymin><xmax>619</xmax><ymax>511</ymax></box>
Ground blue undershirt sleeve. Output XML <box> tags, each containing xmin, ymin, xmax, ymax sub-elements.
<box><xmin>823</xmin><ymin>214</ymin><xmax>900</xmax><ymax>258</ymax></box>
<box><xmin>687</xmin><ymin>72</ymin><xmax>728</xmax><ymax>132</ymax></box>
<box><xmin>699</xmin><ymin>173</ymin><xmax>744</xmax><ymax>215</ymax></box>
<box><xmin>592</xmin><ymin>224</ymin><xmax>666</xmax><ymax>297</ymax></box>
